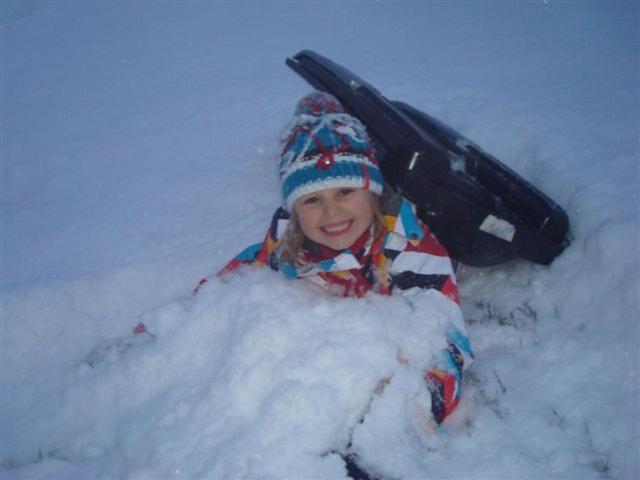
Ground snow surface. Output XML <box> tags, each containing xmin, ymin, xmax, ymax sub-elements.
<box><xmin>1</xmin><ymin>1</ymin><xmax>638</xmax><ymax>479</ymax></box>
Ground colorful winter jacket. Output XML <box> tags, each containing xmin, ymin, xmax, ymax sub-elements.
<box><xmin>202</xmin><ymin>193</ymin><xmax>473</xmax><ymax>425</ymax></box>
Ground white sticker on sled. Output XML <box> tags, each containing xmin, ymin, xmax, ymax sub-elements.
<box><xmin>479</xmin><ymin>214</ymin><xmax>516</xmax><ymax>242</ymax></box>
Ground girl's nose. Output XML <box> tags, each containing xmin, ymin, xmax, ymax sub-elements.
<box><xmin>323</xmin><ymin>200</ymin><xmax>341</xmax><ymax>217</ymax></box>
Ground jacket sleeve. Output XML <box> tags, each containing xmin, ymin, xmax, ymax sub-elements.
<box><xmin>386</xmin><ymin>206</ymin><xmax>473</xmax><ymax>424</ymax></box>
<box><xmin>193</xmin><ymin>236</ymin><xmax>271</xmax><ymax>295</ymax></box>
<box><xmin>194</xmin><ymin>208</ymin><xmax>289</xmax><ymax>294</ymax></box>
<box><xmin>425</xmin><ymin>324</ymin><xmax>473</xmax><ymax>424</ymax></box>
<box><xmin>216</xmin><ymin>240</ymin><xmax>269</xmax><ymax>276</ymax></box>
<box><xmin>384</xmin><ymin>199</ymin><xmax>459</xmax><ymax>303</ymax></box>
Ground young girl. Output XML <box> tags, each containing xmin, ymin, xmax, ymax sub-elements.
<box><xmin>196</xmin><ymin>91</ymin><xmax>473</xmax><ymax>428</ymax></box>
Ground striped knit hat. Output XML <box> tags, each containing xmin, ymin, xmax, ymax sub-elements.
<box><xmin>278</xmin><ymin>91</ymin><xmax>384</xmax><ymax>211</ymax></box>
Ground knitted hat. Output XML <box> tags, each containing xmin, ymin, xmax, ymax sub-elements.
<box><xmin>278</xmin><ymin>91</ymin><xmax>384</xmax><ymax>211</ymax></box>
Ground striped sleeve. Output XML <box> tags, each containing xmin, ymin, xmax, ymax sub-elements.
<box><xmin>384</xmin><ymin>202</ymin><xmax>473</xmax><ymax>424</ymax></box>
<box><xmin>386</xmin><ymin>219</ymin><xmax>460</xmax><ymax>304</ymax></box>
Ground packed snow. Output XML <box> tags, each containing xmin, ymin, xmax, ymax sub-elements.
<box><xmin>1</xmin><ymin>1</ymin><xmax>638</xmax><ymax>479</ymax></box>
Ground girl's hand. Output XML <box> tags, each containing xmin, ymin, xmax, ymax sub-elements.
<box><xmin>414</xmin><ymin>403</ymin><xmax>438</xmax><ymax>434</ymax></box>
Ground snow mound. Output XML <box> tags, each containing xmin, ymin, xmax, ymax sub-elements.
<box><xmin>2</xmin><ymin>268</ymin><xmax>458</xmax><ymax>478</ymax></box>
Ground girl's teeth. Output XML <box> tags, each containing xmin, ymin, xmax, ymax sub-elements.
<box><xmin>324</xmin><ymin>221</ymin><xmax>350</xmax><ymax>233</ymax></box>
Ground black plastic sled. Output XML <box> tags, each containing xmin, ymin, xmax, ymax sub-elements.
<box><xmin>286</xmin><ymin>50</ymin><xmax>570</xmax><ymax>267</ymax></box>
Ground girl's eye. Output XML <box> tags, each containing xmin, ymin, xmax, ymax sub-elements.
<box><xmin>338</xmin><ymin>189</ymin><xmax>354</xmax><ymax>197</ymax></box>
<box><xmin>303</xmin><ymin>196</ymin><xmax>319</xmax><ymax>205</ymax></box>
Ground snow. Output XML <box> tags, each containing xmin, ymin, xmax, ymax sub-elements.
<box><xmin>1</xmin><ymin>1</ymin><xmax>638</xmax><ymax>479</ymax></box>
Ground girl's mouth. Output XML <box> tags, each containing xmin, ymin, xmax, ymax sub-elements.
<box><xmin>320</xmin><ymin>220</ymin><xmax>353</xmax><ymax>237</ymax></box>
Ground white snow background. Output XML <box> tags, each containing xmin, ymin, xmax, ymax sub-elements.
<box><xmin>1</xmin><ymin>1</ymin><xmax>638</xmax><ymax>479</ymax></box>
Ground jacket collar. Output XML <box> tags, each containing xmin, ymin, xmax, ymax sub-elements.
<box><xmin>279</xmin><ymin>228</ymin><xmax>375</xmax><ymax>279</ymax></box>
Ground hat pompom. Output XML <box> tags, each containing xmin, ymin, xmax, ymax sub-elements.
<box><xmin>294</xmin><ymin>91</ymin><xmax>346</xmax><ymax>117</ymax></box>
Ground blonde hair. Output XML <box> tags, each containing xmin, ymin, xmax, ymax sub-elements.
<box><xmin>280</xmin><ymin>192</ymin><xmax>384</xmax><ymax>266</ymax></box>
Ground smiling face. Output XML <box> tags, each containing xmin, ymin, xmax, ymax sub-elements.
<box><xmin>293</xmin><ymin>188</ymin><xmax>376</xmax><ymax>251</ymax></box>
